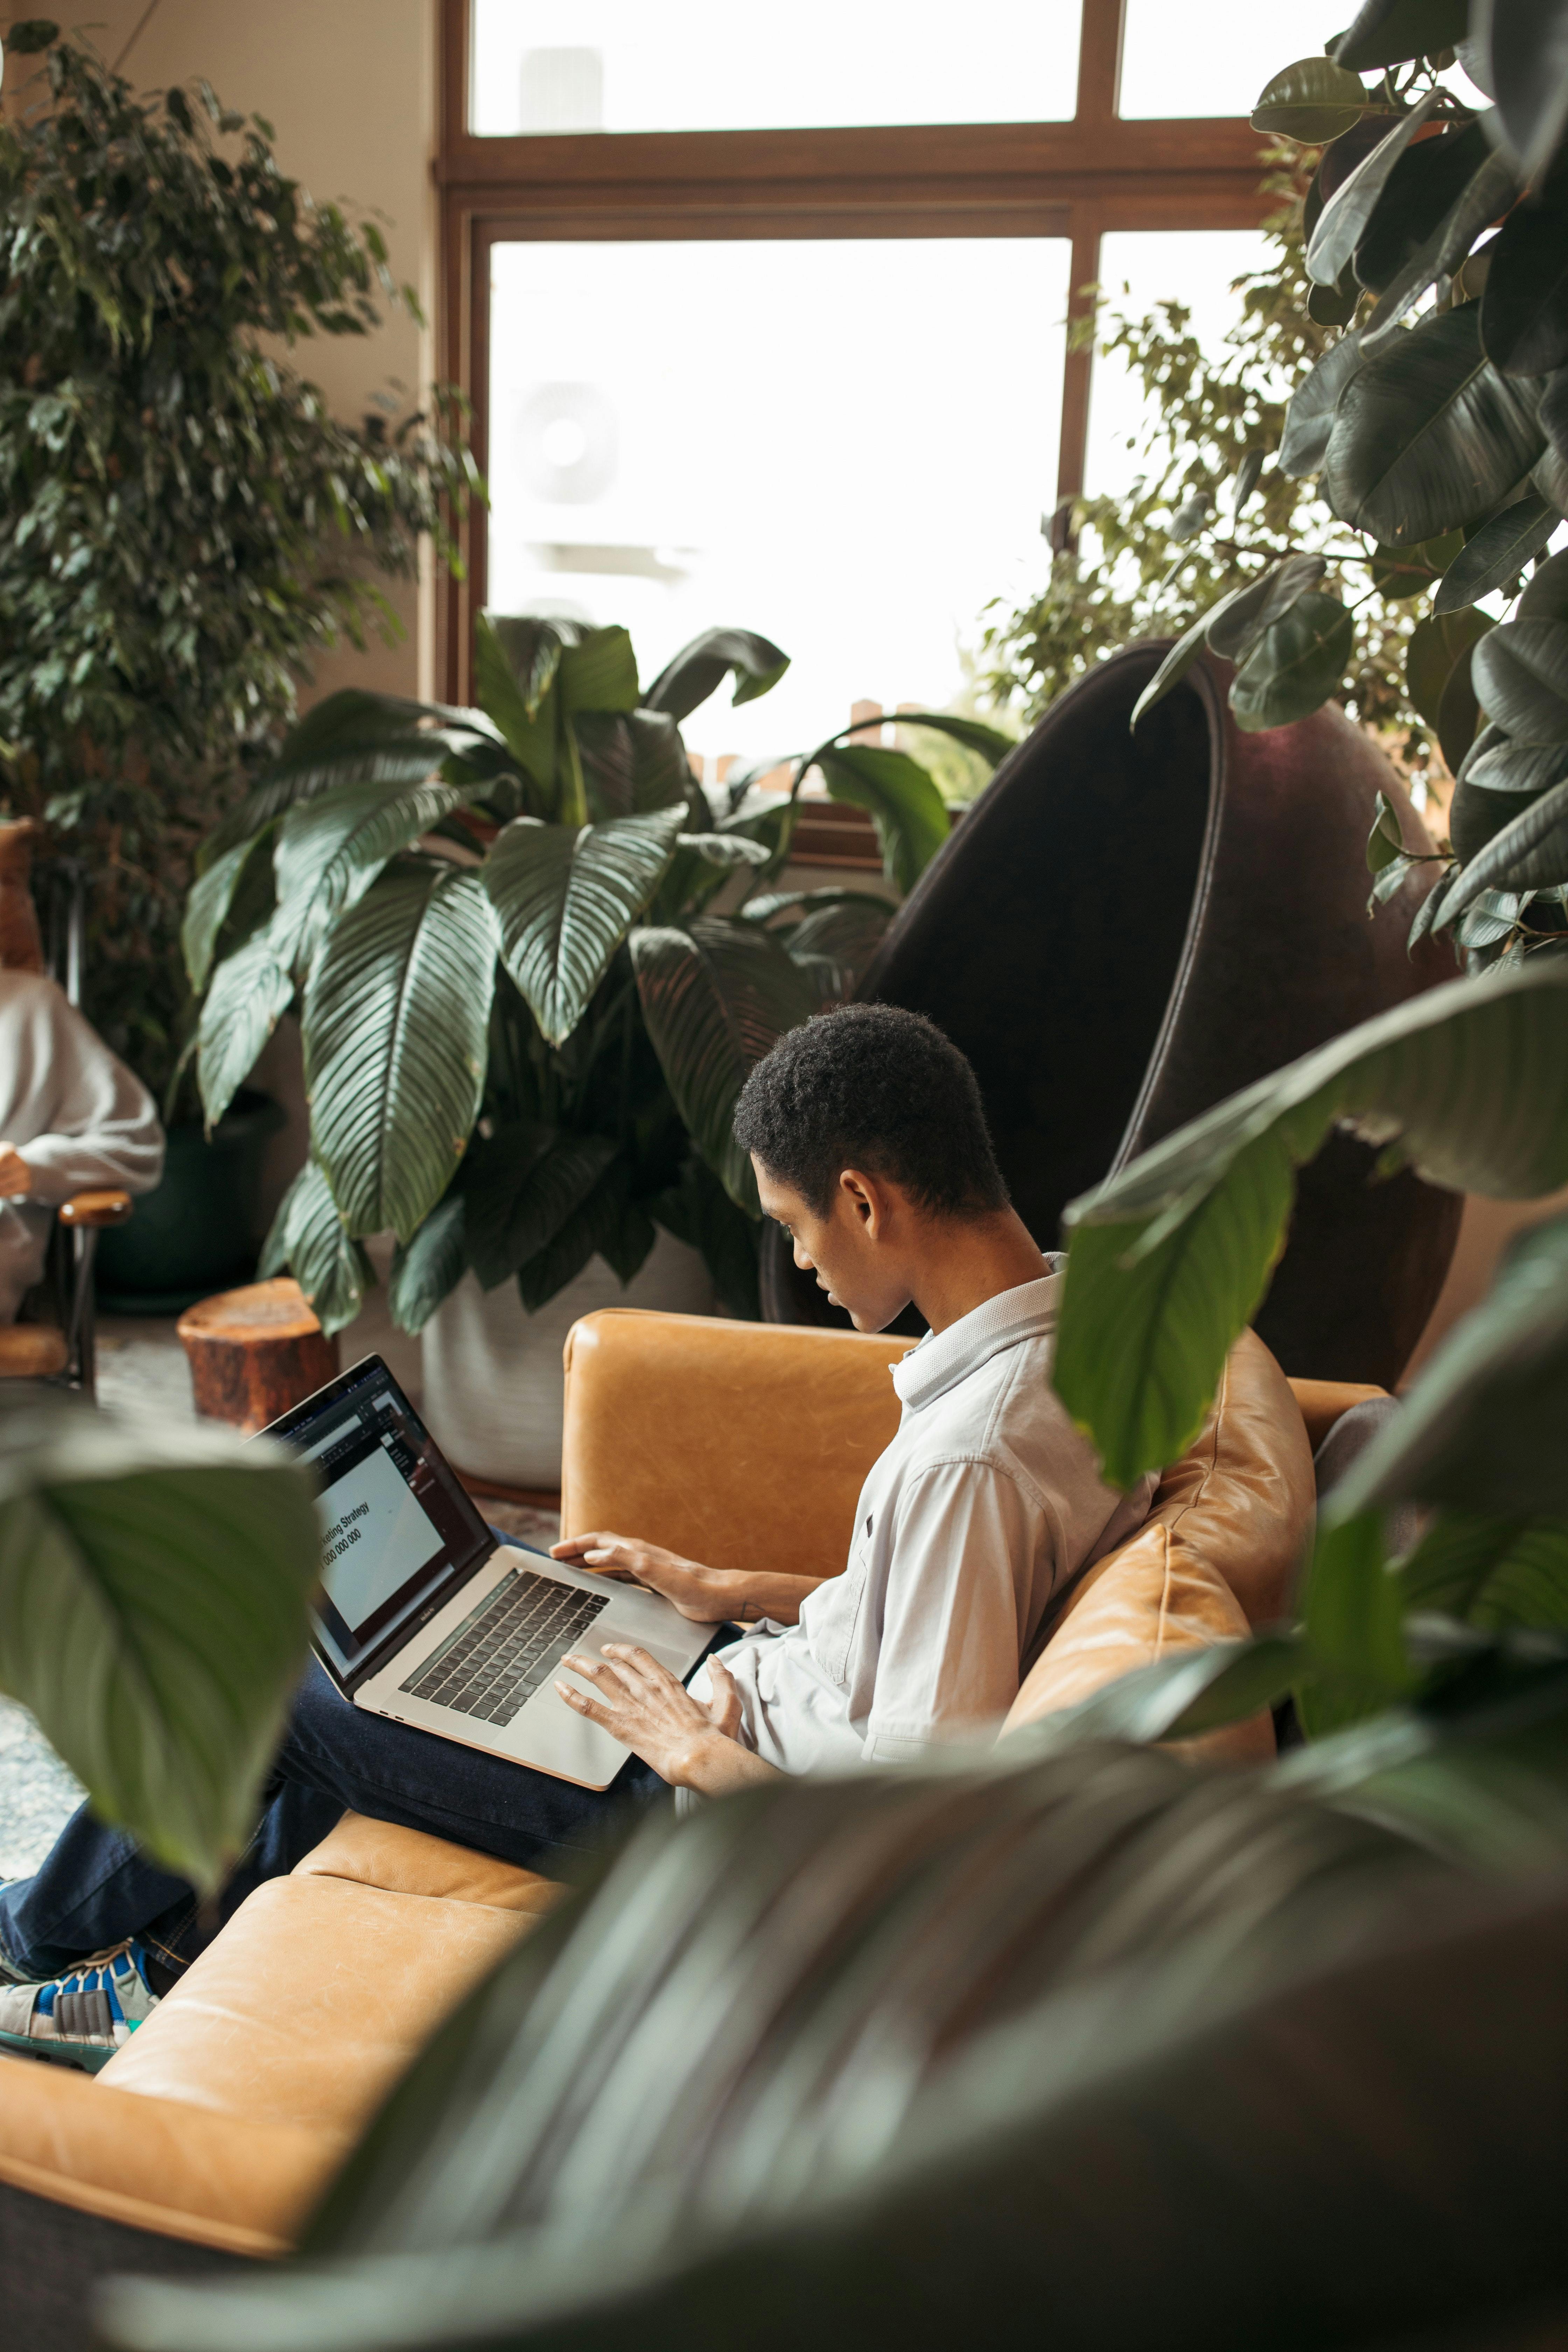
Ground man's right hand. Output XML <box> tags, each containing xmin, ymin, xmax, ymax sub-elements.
<box><xmin>0</xmin><ymin>1144</ymin><xmax>32</xmax><ymax>1199</ymax></box>
<box><xmin>549</xmin><ymin>1532</ymin><xmax>730</xmax><ymax>1624</ymax></box>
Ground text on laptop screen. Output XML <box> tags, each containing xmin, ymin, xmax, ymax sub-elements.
<box><xmin>284</xmin><ymin>1361</ymin><xmax>490</xmax><ymax>1678</ymax></box>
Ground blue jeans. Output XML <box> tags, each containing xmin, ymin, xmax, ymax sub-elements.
<box><xmin>0</xmin><ymin>1568</ymin><xmax>704</xmax><ymax>1979</ymax></box>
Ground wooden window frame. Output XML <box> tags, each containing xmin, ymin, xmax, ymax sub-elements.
<box><xmin>435</xmin><ymin>0</ymin><xmax>1270</xmax><ymax>701</ymax></box>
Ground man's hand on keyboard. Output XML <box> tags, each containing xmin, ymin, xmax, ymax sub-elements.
<box><xmin>548</xmin><ymin>1532</ymin><xmax>728</xmax><ymax>1622</ymax></box>
<box><xmin>554</xmin><ymin>1644</ymin><xmax>779</xmax><ymax>1794</ymax></box>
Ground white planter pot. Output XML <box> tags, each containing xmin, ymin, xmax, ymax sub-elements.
<box><xmin>420</xmin><ymin>1230</ymin><xmax>714</xmax><ymax>1488</ymax></box>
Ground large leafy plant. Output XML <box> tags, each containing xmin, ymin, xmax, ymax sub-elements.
<box><xmin>1126</xmin><ymin>3</ymin><xmax>1568</xmax><ymax>970</ymax></box>
<box><xmin>0</xmin><ymin>26</ymin><xmax>476</xmax><ymax>1098</ymax></box>
<box><xmin>188</xmin><ymin>614</ymin><xmax>1007</xmax><ymax>1329</ymax></box>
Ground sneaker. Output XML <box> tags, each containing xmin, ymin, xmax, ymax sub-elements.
<box><xmin>0</xmin><ymin>1941</ymin><xmax>160</xmax><ymax>2073</ymax></box>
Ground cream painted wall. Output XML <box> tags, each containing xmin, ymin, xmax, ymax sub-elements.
<box><xmin>46</xmin><ymin>0</ymin><xmax>441</xmax><ymax>707</ymax></box>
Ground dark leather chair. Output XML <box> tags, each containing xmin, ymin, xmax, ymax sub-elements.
<box><xmin>762</xmin><ymin>643</ymin><xmax>1462</xmax><ymax>1390</ymax></box>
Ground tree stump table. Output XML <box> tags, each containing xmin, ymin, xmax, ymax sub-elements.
<box><xmin>177</xmin><ymin>1278</ymin><xmax>338</xmax><ymax>1434</ymax></box>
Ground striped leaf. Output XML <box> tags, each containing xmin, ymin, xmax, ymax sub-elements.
<box><xmin>387</xmin><ymin>1190</ymin><xmax>470</xmax><ymax>1338</ymax></box>
<box><xmin>196</xmin><ymin>933</ymin><xmax>295</xmax><ymax>1129</ymax></box>
<box><xmin>630</xmin><ymin>919</ymin><xmax>817</xmax><ymax>1209</ymax></box>
<box><xmin>303</xmin><ymin>863</ymin><xmax>498</xmax><ymax>1242</ymax></box>
<box><xmin>483</xmin><ymin>810</ymin><xmax>683</xmax><ymax>1046</ymax></box>
<box><xmin>1055</xmin><ymin>961</ymin><xmax>1568</xmax><ymax>1488</ymax></box>
<box><xmin>270</xmin><ymin>775</ymin><xmax>479</xmax><ymax>976</ymax></box>
<box><xmin>259</xmin><ymin>1160</ymin><xmax>374</xmax><ymax>1337</ymax></box>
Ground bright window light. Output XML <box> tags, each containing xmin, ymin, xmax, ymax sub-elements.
<box><xmin>487</xmin><ymin>238</ymin><xmax>1071</xmax><ymax>765</ymax></box>
<box><xmin>470</xmin><ymin>0</ymin><xmax>1082</xmax><ymax>135</ymax></box>
<box><xmin>1118</xmin><ymin>0</ymin><xmax>1350</xmax><ymax>119</ymax></box>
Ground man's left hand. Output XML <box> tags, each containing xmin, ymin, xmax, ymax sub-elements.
<box><xmin>555</xmin><ymin>1646</ymin><xmax>776</xmax><ymax>1795</ymax></box>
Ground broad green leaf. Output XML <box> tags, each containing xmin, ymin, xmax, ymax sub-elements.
<box><xmin>0</xmin><ymin>1389</ymin><xmax>320</xmax><ymax>1890</ymax></box>
<box><xmin>222</xmin><ymin>690</ymin><xmax>489</xmax><ymax>842</ymax></box>
<box><xmin>304</xmin><ymin>863</ymin><xmax>498</xmax><ymax>1242</ymax></box>
<box><xmin>1306</xmin><ymin>93</ymin><xmax>1440</xmax><ymax>288</ymax></box>
<box><xmin>782</xmin><ymin>894</ymin><xmax>896</xmax><ymax>1002</ymax></box>
<box><xmin>258</xmin><ymin>1159</ymin><xmax>372</xmax><ymax>1336</ymax></box>
<box><xmin>640</xmin><ymin>628</ymin><xmax>790</xmax><ymax>721</ymax></box>
<box><xmin>1371</xmin><ymin>531</ymin><xmax>1465</xmax><ymax>598</ymax></box>
<box><xmin>1533</xmin><ymin>439</ymin><xmax>1568</xmax><ymax>521</ymax></box>
<box><xmin>556</xmin><ymin>625</ymin><xmax>639</xmax><ymax>717</ymax></box>
<box><xmin>1370</xmin><ymin>849</ymin><xmax>1420</xmax><ymax>905</ymax></box>
<box><xmin>1129</xmin><ymin>579</ymin><xmax>1264</xmax><ymax>731</ymax></box>
<box><xmin>483</xmin><ymin>809</ymin><xmax>683</xmax><ymax>1046</ymax></box>
<box><xmin>1353</xmin><ymin>120</ymin><xmax>1492</xmax><ymax>299</ymax></box>
<box><xmin>516</xmin><ymin>1155</ymin><xmax>651</xmax><ymax>1311</ymax></box>
<box><xmin>1434</xmin><ymin>495</ymin><xmax>1557</xmax><ymax>613</ymax></box>
<box><xmin>1479</xmin><ymin>2</ymin><xmax>1568</xmax><ymax>197</ymax></box>
<box><xmin>197</xmin><ymin>934</ymin><xmax>294</xmax><ymax>1129</ymax></box>
<box><xmin>1251</xmin><ymin>55</ymin><xmax>1384</xmax><ymax>142</ymax></box>
<box><xmin>1055</xmin><ymin>960</ymin><xmax>1568</xmax><ymax>1486</ymax></box>
<box><xmin>890</xmin><ymin>712</ymin><xmax>1015</xmax><ymax>766</ymax></box>
<box><xmin>269</xmin><ymin>775</ymin><xmax>477</xmax><ymax>975</ymax></box>
<box><xmin>650</xmin><ymin>1153</ymin><xmax>761</xmax><ymax>1319</ymax></box>
<box><xmin>1474</xmin><ymin>619</ymin><xmax>1568</xmax><ymax>740</ymax></box>
<box><xmin>676</xmin><ymin>832</ymin><xmax>773</xmax><ymax>870</ymax></box>
<box><xmin>1205</xmin><ymin>553</ymin><xmax>1328</xmax><ymax>663</ymax></box>
<box><xmin>1462</xmin><ymin>734</ymin><xmax>1568</xmax><ymax>796</ymax></box>
<box><xmin>463</xmin><ymin>1123</ymin><xmax>617</xmax><ymax>1290</ymax></box>
<box><xmin>574</xmin><ymin>709</ymin><xmax>690</xmax><ymax>820</ymax></box>
<box><xmin>1521</xmin><ymin>549</ymin><xmax>1568</xmax><ymax>622</ymax></box>
<box><xmin>1296</xmin><ymin>1511</ymin><xmax>1417</xmax><ymax>1737</ymax></box>
<box><xmin>1448</xmin><ymin>768</ymin><xmax>1544</xmax><ymax>863</ymax></box>
<box><xmin>1230</xmin><ymin>592</ymin><xmax>1354</xmax><ymax>731</ymax></box>
<box><xmin>1278</xmin><ymin>330</ymin><xmax>1367</xmax><ymax>476</ymax></box>
<box><xmin>182</xmin><ymin>829</ymin><xmax>271</xmax><ymax>992</ymax></box>
<box><xmin>1367</xmin><ymin>790</ymin><xmax>1407</xmax><ymax>874</ymax></box>
<box><xmin>387</xmin><ymin>1189</ymin><xmax>469</xmax><ymax>1337</ymax></box>
<box><xmin>1407</xmin><ymin>607</ymin><xmax>1494</xmax><ymax>730</ymax></box>
<box><xmin>817</xmin><ymin>744</ymin><xmax>950</xmax><ymax>894</ymax></box>
<box><xmin>1324</xmin><ymin>305</ymin><xmax>1545</xmax><ymax>546</ymax></box>
<box><xmin>1441</xmin><ymin>773</ymin><xmax>1568</xmax><ymax>919</ymax></box>
<box><xmin>1484</xmin><ymin>166</ymin><xmax>1568</xmax><ymax>377</ymax></box>
<box><xmin>1438</xmin><ymin>637</ymin><xmax>1491</xmax><ymax>773</ymax></box>
<box><xmin>1335</xmin><ymin>0</ymin><xmax>1469</xmax><ymax>72</ymax></box>
<box><xmin>1362</xmin><ymin>149</ymin><xmax>1521</xmax><ymax>352</ymax></box>
<box><xmin>630</xmin><ymin>919</ymin><xmax>816</xmax><ymax>1209</ymax></box>
<box><xmin>473</xmin><ymin>611</ymin><xmax>559</xmax><ymax>793</ymax></box>
<box><xmin>1335</xmin><ymin>1212</ymin><xmax>1568</xmax><ymax>1519</ymax></box>
<box><xmin>1397</xmin><ymin>1512</ymin><xmax>1568</xmax><ymax>1630</ymax></box>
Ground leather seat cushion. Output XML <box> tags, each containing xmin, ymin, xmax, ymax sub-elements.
<box><xmin>292</xmin><ymin>1808</ymin><xmax>566</xmax><ymax>1911</ymax></box>
<box><xmin>98</xmin><ymin>1872</ymin><xmax>544</xmax><ymax>2134</ymax></box>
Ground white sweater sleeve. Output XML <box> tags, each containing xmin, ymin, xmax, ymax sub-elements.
<box><xmin>0</xmin><ymin>973</ymin><xmax>164</xmax><ymax>1204</ymax></box>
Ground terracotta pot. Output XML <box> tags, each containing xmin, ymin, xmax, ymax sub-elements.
<box><xmin>420</xmin><ymin>1229</ymin><xmax>714</xmax><ymax>1489</ymax></box>
<box><xmin>762</xmin><ymin>644</ymin><xmax>1462</xmax><ymax>1390</ymax></box>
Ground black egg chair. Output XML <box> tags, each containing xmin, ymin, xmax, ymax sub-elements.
<box><xmin>761</xmin><ymin>642</ymin><xmax>1462</xmax><ymax>1390</ymax></box>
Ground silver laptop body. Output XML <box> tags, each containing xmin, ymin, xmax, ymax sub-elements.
<box><xmin>265</xmin><ymin>1354</ymin><xmax>717</xmax><ymax>1792</ymax></box>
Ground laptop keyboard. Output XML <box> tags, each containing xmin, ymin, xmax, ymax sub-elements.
<box><xmin>400</xmin><ymin>1570</ymin><xmax>609</xmax><ymax>1728</ymax></box>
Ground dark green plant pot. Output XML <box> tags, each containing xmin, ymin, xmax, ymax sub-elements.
<box><xmin>96</xmin><ymin>1090</ymin><xmax>287</xmax><ymax>1315</ymax></box>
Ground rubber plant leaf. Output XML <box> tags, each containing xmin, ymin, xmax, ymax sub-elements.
<box><xmin>1251</xmin><ymin>55</ymin><xmax>1386</xmax><ymax>142</ymax></box>
<box><xmin>1204</xmin><ymin>553</ymin><xmax>1328</xmax><ymax>663</ymax></box>
<box><xmin>0</xmin><ymin>1387</ymin><xmax>320</xmax><ymax>1892</ymax></box>
<box><xmin>1128</xmin><ymin>578</ymin><xmax>1262</xmax><ymax>732</ymax></box>
<box><xmin>1472</xmin><ymin>619</ymin><xmax>1568</xmax><ymax>741</ymax></box>
<box><xmin>1278</xmin><ymin>330</ymin><xmax>1367</xmax><ymax>476</ymax></box>
<box><xmin>1053</xmin><ymin>960</ymin><xmax>1568</xmax><ymax>1487</ymax></box>
<box><xmin>1334</xmin><ymin>0</ymin><xmax>1470</xmax><ymax>71</ymax></box>
<box><xmin>303</xmin><ymin>862</ymin><xmax>499</xmax><ymax>1243</ymax></box>
<box><xmin>630</xmin><ymin>918</ymin><xmax>817</xmax><ymax>1211</ymax></box>
<box><xmin>1407</xmin><ymin>608</ymin><xmax>1496</xmax><ymax>729</ymax></box>
<box><xmin>1438</xmin><ymin>772</ymin><xmax>1568</xmax><ymax>920</ymax></box>
<box><xmin>196</xmin><ymin>933</ymin><xmax>295</xmax><ymax>1130</ymax></box>
<box><xmin>1433</xmin><ymin>495</ymin><xmax>1557</xmax><ymax>612</ymax></box>
<box><xmin>258</xmin><ymin>1159</ymin><xmax>373</xmax><ymax>1337</ymax></box>
<box><xmin>1353</xmin><ymin>121</ymin><xmax>1492</xmax><ymax>300</ymax></box>
<box><xmin>1332</xmin><ymin>1210</ymin><xmax>1568</xmax><ymax>1518</ymax></box>
<box><xmin>1323</xmin><ymin>303</ymin><xmax>1545</xmax><ymax>546</ymax></box>
<box><xmin>1472</xmin><ymin>0</ymin><xmax>1568</xmax><ymax>186</ymax></box>
<box><xmin>483</xmin><ymin>808</ymin><xmax>684</xmax><ymax>1047</ymax></box>
<box><xmin>641</xmin><ymin>628</ymin><xmax>790</xmax><ymax>721</ymax></box>
<box><xmin>1479</xmin><ymin>161</ymin><xmax>1568</xmax><ymax>376</ymax></box>
<box><xmin>1361</xmin><ymin>150</ymin><xmax>1520</xmax><ymax>355</ymax></box>
<box><xmin>1305</xmin><ymin>91</ymin><xmax>1440</xmax><ymax>288</ymax></box>
<box><xmin>1229</xmin><ymin>592</ymin><xmax>1355</xmax><ymax>732</ymax></box>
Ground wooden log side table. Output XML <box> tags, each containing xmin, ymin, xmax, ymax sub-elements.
<box><xmin>177</xmin><ymin>1278</ymin><xmax>338</xmax><ymax>1433</ymax></box>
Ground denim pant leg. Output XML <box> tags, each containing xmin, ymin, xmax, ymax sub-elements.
<box><xmin>0</xmin><ymin>1660</ymin><xmax>666</xmax><ymax>1978</ymax></box>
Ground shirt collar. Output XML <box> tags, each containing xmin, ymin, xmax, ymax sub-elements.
<box><xmin>891</xmin><ymin>1253</ymin><xmax>1065</xmax><ymax>1413</ymax></box>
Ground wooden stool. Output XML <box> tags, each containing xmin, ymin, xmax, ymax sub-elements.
<box><xmin>177</xmin><ymin>1278</ymin><xmax>338</xmax><ymax>1434</ymax></box>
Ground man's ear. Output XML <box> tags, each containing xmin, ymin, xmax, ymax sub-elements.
<box><xmin>838</xmin><ymin>1167</ymin><xmax>889</xmax><ymax>1235</ymax></box>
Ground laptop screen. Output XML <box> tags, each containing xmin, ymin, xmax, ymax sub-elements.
<box><xmin>266</xmin><ymin>1356</ymin><xmax>492</xmax><ymax>1684</ymax></box>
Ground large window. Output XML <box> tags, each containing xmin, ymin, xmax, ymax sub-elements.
<box><xmin>438</xmin><ymin>0</ymin><xmax>1277</xmax><ymax>712</ymax></box>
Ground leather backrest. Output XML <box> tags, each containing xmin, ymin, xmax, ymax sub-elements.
<box><xmin>561</xmin><ymin>1309</ymin><xmax>911</xmax><ymax>1581</ymax></box>
<box><xmin>1003</xmin><ymin>1329</ymin><xmax>1316</xmax><ymax>1754</ymax></box>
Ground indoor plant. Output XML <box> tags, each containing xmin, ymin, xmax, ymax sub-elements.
<box><xmin>187</xmin><ymin>611</ymin><xmax>1006</xmax><ymax>1479</ymax></box>
<box><xmin>0</xmin><ymin>23</ymin><xmax>476</xmax><ymax>1299</ymax></box>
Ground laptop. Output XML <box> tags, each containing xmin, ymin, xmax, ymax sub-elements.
<box><xmin>263</xmin><ymin>1353</ymin><xmax>719</xmax><ymax>1791</ymax></box>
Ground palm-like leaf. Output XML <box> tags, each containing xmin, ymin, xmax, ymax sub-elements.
<box><xmin>259</xmin><ymin>1160</ymin><xmax>374</xmax><ymax>1337</ymax></box>
<box><xmin>463</xmin><ymin>1123</ymin><xmax>617</xmax><ymax>1290</ymax></box>
<box><xmin>817</xmin><ymin>744</ymin><xmax>950</xmax><ymax>894</ymax></box>
<box><xmin>304</xmin><ymin>862</ymin><xmax>499</xmax><ymax>1242</ymax></box>
<box><xmin>473</xmin><ymin>612</ymin><xmax>559</xmax><ymax>792</ymax></box>
<box><xmin>269</xmin><ymin>775</ymin><xmax>481</xmax><ymax>976</ymax></box>
<box><xmin>387</xmin><ymin>1190</ymin><xmax>469</xmax><ymax>1337</ymax></box>
<box><xmin>483</xmin><ymin>810</ymin><xmax>683</xmax><ymax>1047</ymax></box>
<box><xmin>196</xmin><ymin>934</ymin><xmax>295</xmax><ymax>1129</ymax></box>
<box><xmin>0</xmin><ymin>1390</ymin><xmax>320</xmax><ymax>1890</ymax></box>
<box><xmin>641</xmin><ymin>626</ymin><xmax>789</xmax><ymax>720</ymax></box>
<box><xmin>220</xmin><ymin>690</ymin><xmax>496</xmax><ymax>846</ymax></box>
<box><xmin>1055</xmin><ymin>961</ymin><xmax>1568</xmax><ymax>1488</ymax></box>
<box><xmin>183</xmin><ymin>830</ymin><xmax>273</xmax><ymax>992</ymax></box>
<box><xmin>630</xmin><ymin>919</ymin><xmax>817</xmax><ymax>1209</ymax></box>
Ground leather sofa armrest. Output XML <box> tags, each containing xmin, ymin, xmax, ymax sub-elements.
<box><xmin>0</xmin><ymin>2052</ymin><xmax>340</xmax><ymax>2256</ymax></box>
<box><xmin>561</xmin><ymin>1309</ymin><xmax>913</xmax><ymax>1583</ymax></box>
<box><xmin>1288</xmin><ymin>1377</ymin><xmax>1390</xmax><ymax>1453</ymax></box>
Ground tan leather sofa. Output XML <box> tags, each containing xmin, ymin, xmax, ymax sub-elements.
<box><xmin>0</xmin><ymin>1309</ymin><xmax>1377</xmax><ymax>2298</ymax></box>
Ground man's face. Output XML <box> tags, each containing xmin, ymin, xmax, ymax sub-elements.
<box><xmin>752</xmin><ymin>1158</ymin><xmax>912</xmax><ymax>1334</ymax></box>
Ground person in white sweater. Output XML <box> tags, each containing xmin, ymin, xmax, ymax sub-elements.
<box><xmin>0</xmin><ymin>969</ymin><xmax>164</xmax><ymax>1322</ymax></box>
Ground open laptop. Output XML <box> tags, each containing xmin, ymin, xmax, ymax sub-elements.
<box><xmin>264</xmin><ymin>1354</ymin><xmax>719</xmax><ymax>1791</ymax></box>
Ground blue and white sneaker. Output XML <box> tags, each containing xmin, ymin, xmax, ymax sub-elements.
<box><xmin>0</xmin><ymin>1941</ymin><xmax>160</xmax><ymax>2072</ymax></box>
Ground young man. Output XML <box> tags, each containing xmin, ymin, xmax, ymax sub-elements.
<box><xmin>0</xmin><ymin>1007</ymin><xmax>1153</xmax><ymax>2066</ymax></box>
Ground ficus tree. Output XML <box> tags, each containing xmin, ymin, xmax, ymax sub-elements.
<box><xmin>0</xmin><ymin>24</ymin><xmax>477</xmax><ymax>1097</ymax></box>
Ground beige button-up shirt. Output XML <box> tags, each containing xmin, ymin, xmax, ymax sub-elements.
<box><xmin>713</xmin><ymin>1261</ymin><xmax>1157</xmax><ymax>1772</ymax></box>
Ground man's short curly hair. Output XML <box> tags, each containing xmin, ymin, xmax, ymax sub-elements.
<box><xmin>732</xmin><ymin>1004</ymin><xmax>1008</xmax><ymax>1220</ymax></box>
